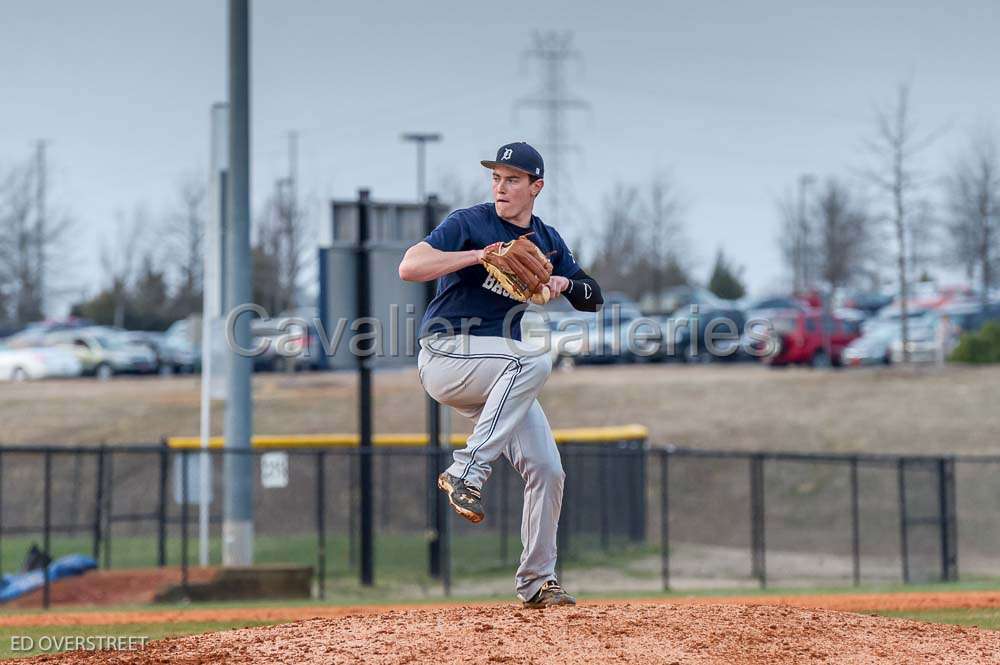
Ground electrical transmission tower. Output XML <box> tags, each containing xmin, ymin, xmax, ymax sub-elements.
<box><xmin>516</xmin><ymin>31</ymin><xmax>588</xmax><ymax>236</ymax></box>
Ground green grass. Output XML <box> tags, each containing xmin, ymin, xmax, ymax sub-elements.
<box><xmin>0</xmin><ymin>621</ymin><xmax>271</xmax><ymax>660</ymax></box>
<box><xmin>0</xmin><ymin>530</ymin><xmax>653</xmax><ymax>601</ymax></box>
<box><xmin>877</xmin><ymin>608</ymin><xmax>1000</xmax><ymax>630</ymax></box>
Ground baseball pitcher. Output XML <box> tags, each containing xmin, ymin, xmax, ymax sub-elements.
<box><xmin>398</xmin><ymin>141</ymin><xmax>603</xmax><ymax>608</ymax></box>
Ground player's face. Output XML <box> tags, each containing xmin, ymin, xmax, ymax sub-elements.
<box><xmin>492</xmin><ymin>166</ymin><xmax>543</xmax><ymax>220</ymax></box>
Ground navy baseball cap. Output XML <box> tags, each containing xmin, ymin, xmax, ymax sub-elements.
<box><xmin>481</xmin><ymin>141</ymin><xmax>544</xmax><ymax>179</ymax></box>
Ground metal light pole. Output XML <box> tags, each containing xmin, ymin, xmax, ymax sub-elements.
<box><xmin>223</xmin><ymin>0</ymin><xmax>254</xmax><ymax>567</ymax></box>
<box><xmin>401</xmin><ymin>133</ymin><xmax>442</xmax><ymax>201</ymax></box>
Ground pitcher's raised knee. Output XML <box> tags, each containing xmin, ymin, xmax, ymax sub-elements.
<box><xmin>528</xmin><ymin>459</ymin><xmax>565</xmax><ymax>489</ymax></box>
<box><xmin>521</xmin><ymin>353</ymin><xmax>552</xmax><ymax>385</ymax></box>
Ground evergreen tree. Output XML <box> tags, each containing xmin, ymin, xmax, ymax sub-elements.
<box><xmin>708</xmin><ymin>248</ymin><xmax>746</xmax><ymax>300</ymax></box>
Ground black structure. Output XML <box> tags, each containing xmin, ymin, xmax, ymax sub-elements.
<box><xmin>356</xmin><ymin>189</ymin><xmax>374</xmax><ymax>587</ymax></box>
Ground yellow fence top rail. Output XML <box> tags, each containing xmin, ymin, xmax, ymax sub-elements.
<box><xmin>166</xmin><ymin>424</ymin><xmax>648</xmax><ymax>449</ymax></box>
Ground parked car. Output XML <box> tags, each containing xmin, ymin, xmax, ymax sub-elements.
<box><xmin>641</xmin><ymin>286</ymin><xmax>727</xmax><ymax>317</ymax></box>
<box><xmin>939</xmin><ymin>301</ymin><xmax>1000</xmax><ymax>334</ymax></box>
<box><xmin>118</xmin><ymin>331</ymin><xmax>176</xmax><ymax>374</ymax></box>
<box><xmin>746</xmin><ymin>295</ymin><xmax>807</xmax><ymax>312</ymax></box>
<box><xmin>163</xmin><ymin>319</ymin><xmax>201</xmax><ymax>373</ymax></box>
<box><xmin>256</xmin><ymin>311</ymin><xmax>320</xmax><ymax>372</ymax></box>
<box><xmin>668</xmin><ymin>307</ymin><xmax>747</xmax><ymax>362</ymax></box>
<box><xmin>888</xmin><ymin>317</ymin><xmax>961</xmax><ymax>364</ymax></box>
<box><xmin>837</xmin><ymin>292</ymin><xmax>894</xmax><ymax>316</ymax></box>
<box><xmin>748</xmin><ymin>308</ymin><xmax>860</xmax><ymax>367</ymax></box>
<box><xmin>46</xmin><ymin>328</ymin><xmax>158</xmax><ymax>379</ymax></box>
<box><xmin>842</xmin><ymin>323</ymin><xmax>897</xmax><ymax>367</ymax></box>
<box><xmin>2</xmin><ymin>317</ymin><xmax>94</xmax><ymax>350</ymax></box>
<box><xmin>576</xmin><ymin>298</ymin><xmax>649</xmax><ymax>364</ymax></box>
<box><xmin>0</xmin><ymin>343</ymin><xmax>82</xmax><ymax>381</ymax></box>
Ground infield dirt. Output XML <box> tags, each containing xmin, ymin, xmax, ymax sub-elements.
<box><xmin>22</xmin><ymin>601</ymin><xmax>1000</xmax><ymax>664</ymax></box>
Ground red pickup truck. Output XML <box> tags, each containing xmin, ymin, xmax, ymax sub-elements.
<box><xmin>753</xmin><ymin>308</ymin><xmax>861</xmax><ymax>367</ymax></box>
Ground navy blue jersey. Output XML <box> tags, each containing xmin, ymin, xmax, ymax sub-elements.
<box><xmin>420</xmin><ymin>203</ymin><xmax>580</xmax><ymax>340</ymax></box>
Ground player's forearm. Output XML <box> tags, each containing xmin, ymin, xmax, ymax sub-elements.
<box><xmin>398</xmin><ymin>242</ymin><xmax>481</xmax><ymax>282</ymax></box>
<box><xmin>563</xmin><ymin>271</ymin><xmax>603</xmax><ymax>312</ymax></box>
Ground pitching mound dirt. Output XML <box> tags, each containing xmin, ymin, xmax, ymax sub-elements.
<box><xmin>28</xmin><ymin>603</ymin><xmax>1000</xmax><ymax>664</ymax></box>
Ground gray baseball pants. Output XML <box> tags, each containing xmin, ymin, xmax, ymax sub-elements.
<box><xmin>417</xmin><ymin>333</ymin><xmax>564</xmax><ymax>602</ymax></box>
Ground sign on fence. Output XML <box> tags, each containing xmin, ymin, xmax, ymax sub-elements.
<box><xmin>260</xmin><ymin>452</ymin><xmax>289</xmax><ymax>489</ymax></box>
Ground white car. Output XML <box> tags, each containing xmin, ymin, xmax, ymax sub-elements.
<box><xmin>888</xmin><ymin>318</ymin><xmax>959</xmax><ymax>364</ymax></box>
<box><xmin>842</xmin><ymin>324</ymin><xmax>896</xmax><ymax>367</ymax></box>
<box><xmin>0</xmin><ymin>344</ymin><xmax>83</xmax><ymax>381</ymax></box>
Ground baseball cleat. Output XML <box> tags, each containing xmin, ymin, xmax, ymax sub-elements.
<box><xmin>437</xmin><ymin>472</ymin><xmax>485</xmax><ymax>523</ymax></box>
<box><xmin>522</xmin><ymin>580</ymin><xmax>576</xmax><ymax>609</ymax></box>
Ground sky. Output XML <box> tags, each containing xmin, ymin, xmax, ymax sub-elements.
<box><xmin>2</xmin><ymin>0</ymin><xmax>998</xmax><ymax>315</ymax></box>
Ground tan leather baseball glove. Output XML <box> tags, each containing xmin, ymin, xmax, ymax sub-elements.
<box><xmin>480</xmin><ymin>233</ymin><xmax>554</xmax><ymax>304</ymax></box>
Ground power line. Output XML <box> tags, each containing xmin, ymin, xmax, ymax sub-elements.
<box><xmin>516</xmin><ymin>31</ymin><xmax>589</xmax><ymax>235</ymax></box>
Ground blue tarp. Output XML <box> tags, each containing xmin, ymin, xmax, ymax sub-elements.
<box><xmin>0</xmin><ymin>554</ymin><xmax>97</xmax><ymax>603</ymax></box>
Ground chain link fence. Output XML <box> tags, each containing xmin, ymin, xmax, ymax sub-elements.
<box><xmin>0</xmin><ymin>441</ymin><xmax>985</xmax><ymax>609</ymax></box>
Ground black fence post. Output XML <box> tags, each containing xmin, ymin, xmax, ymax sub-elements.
<box><xmin>749</xmin><ymin>455</ymin><xmax>766</xmax><ymax>588</ymax></box>
<box><xmin>157</xmin><ymin>443</ymin><xmax>169</xmax><ymax>567</ymax></box>
<box><xmin>897</xmin><ymin>458</ymin><xmax>910</xmax><ymax>584</ymax></box>
<box><xmin>424</xmin><ymin>194</ymin><xmax>445</xmax><ymax>580</ymax></box>
<box><xmin>348</xmin><ymin>452</ymin><xmax>357</xmax><ymax>569</ymax></box>
<box><xmin>316</xmin><ymin>450</ymin><xmax>327</xmax><ymax>600</ymax></box>
<box><xmin>426</xmin><ymin>413</ymin><xmax>443</xmax><ymax>578</ymax></box>
<box><xmin>69</xmin><ymin>451</ymin><xmax>82</xmax><ymax>536</ymax></box>
<box><xmin>600</xmin><ymin>446</ymin><xmax>610</xmax><ymax>551</ymax></box>
<box><xmin>629</xmin><ymin>442</ymin><xmax>646</xmax><ymax>543</ymax></box>
<box><xmin>850</xmin><ymin>457</ymin><xmax>861</xmax><ymax>587</ymax></box>
<box><xmin>660</xmin><ymin>448</ymin><xmax>670</xmax><ymax>591</ymax></box>
<box><xmin>938</xmin><ymin>457</ymin><xmax>958</xmax><ymax>582</ymax></box>
<box><xmin>42</xmin><ymin>450</ymin><xmax>52</xmax><ymax>610</ymax></box>
<box><xmin>92</xmin><ymin>446</ymin><xmax>104</xmax><ymax>565</ymax></box>
<box><xmin>947</xmin><ymin>457</ymin><xmax>959</xmax><ymax>581</ymax></box>
<box><xmin>356</xmin><ymin>188</ymin><xmax>375</xmax><ymax>588</ymax></box>
<box><xmin>103</xmin><ymin>450</ymin><xmax>113</xmax><ymax>569</ymax></box>
<box><xmin>181</xmin><ymin>449</ymin><xmax>189</xmax><ymax>593</ymax></box>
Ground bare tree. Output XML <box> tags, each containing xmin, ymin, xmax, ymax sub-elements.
<box><xmin>589</xmin><ymin>183</ymin><xmax>642</xmax><ymax>298</ymax></box>
<box><xmin>0</xmin><ymin>153</ymin><xmax>75</xmax><ymax>327</ymax></box>
<box><xmin>813</xmin><ymin>178</ymin><xmax>874</xmax><ymax>295</ymax></box>
<box><xmin>777</xmin><ymin>191</ymin><xmax>799</xmax><ymax>291</ymax></box>
<box><xmin>100</xmin><ymin>207</ymin><xmax>146</xmax><ymax>328</ymax></box>
<box><xmin>908</xmin><ymin>199</ymin><xmax>939</xmax><ymax>283</ymax></box>
<box><xmin>163</xmin><ymin>175</ymin><xmax>206</xmax><ymax>312</ymax></box>
<box><xmin>863</xmin><ymin>83</ymin><xmax>938</xmax><ymax>361</ymax></box>
<box><xmin>945</xmin><ymin>130</ymin><xmax>999</xmax><ymax>306</ymax></box>
<box><xmin>251</xmin><ymin>182</ymin><xmax>310</xmax><ymax>316</ymax></box>
<box><xmin>0</xmin><ymin>163</ymin><xmax>39</xmax><ymax>325</ymax></box>
<box><xmin>777</xmin><ymin>189</ymin><xmax>815</xmax><ymax>293</ymax></box>
<box><xmin>641</xmin><ymin>173</ymin><xmax>687</xmax><ymax>301</ymax></box>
